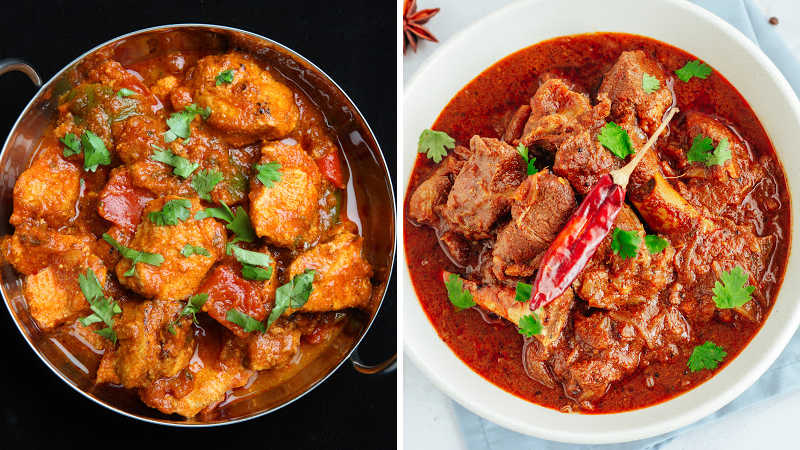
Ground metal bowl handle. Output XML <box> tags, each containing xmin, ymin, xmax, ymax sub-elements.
<box><xmin>0</xmin><ymin>59</ymin><xmax>42</xmax><ymax>86</ymax></box>
<box><xmin>350</xmin><ymin>350</ymin><xmax>396</xmax><ymax>375</ymax></box>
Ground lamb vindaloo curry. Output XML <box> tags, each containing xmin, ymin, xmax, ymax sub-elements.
<box><xmin>405</xmin><ymin>33</ymin><xmax>791</xmax><ymax>413</ymax></box>
<box><xmin>1</xmin><ymin>43</ymin><xmax>375</xmax><ymax>418</ymax></box>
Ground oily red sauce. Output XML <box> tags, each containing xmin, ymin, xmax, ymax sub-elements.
<box><xmin>404</xmin><ymin>33</ymin><xmax>791</xmax><ymax>413</ymax></box>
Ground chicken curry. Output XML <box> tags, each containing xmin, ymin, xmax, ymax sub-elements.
<box><xmin>1</xmin><ymin>43</ymin><xmax>376</xmax><ymax>418</ymax></box>
<box><xmin>405</xmin><ymin>33</ymin><xmax>791</xmax><ymax>413</ymax></box>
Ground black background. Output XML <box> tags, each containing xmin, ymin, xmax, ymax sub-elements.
<box><xmin>0</xmin><ymin>1</ymin><xmax>396</xmax><ymax>448</ymax></box>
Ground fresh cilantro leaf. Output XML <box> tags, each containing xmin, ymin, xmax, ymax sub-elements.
<box><xmin>611</xmin><ymin>227</ymin><xmax>641</xmax><ymax>260</ymax></box>
<box><xmin>444</xmin><ymin>273</ymin><xmax>475</xmax><ymax>310</ymax></box>
<box><xmin>518</xmin><ymin>310</ymin><xmax>543</xmax><ymax>337</ymax></box>
<box><xmin>181</xmin><ymin>244</ymin><xmax>210</xmax><ymax>257</ymax></box>
<box><xmin>163</xmin><ymin>104</ymin><xmax>210</xmax><ymax>142</ymax></box>
<box><xmin>184</xmin><ymin>103</ymin><xmax>212</xmax><ymax>120</ymax></box>
<box><xmin>77</xmin><ymin>268</ymin><xmax>121</xmax><ymax>343</ymax></box>
<box><xmin>675</xmin><ymin>60</ymin><xmax>712</xmax><ymax>82</ymax></box>
<box><xmin>644</xmin><ymin>235</ymin><xmax>669</xmax><ymax>254</ymax></box>
<box><xmin>116</xmin><ymin>88</ymin><xmax>136</xmax><ymax>98</ymax></box>
<box><xmin>148</xmin><ymin>199</ymin><xmax>192</xmax><ymax>226</ymax></box>
<box><xmin>266</xmin><ymin>270</ymin><xmax>316</xmax><ymax>328</ymax></box>
<box><xmin>102</xmin><ymin>233</ymin><xmax>164</xmax><ymax>277</ymax></box>
<box><xmin>688</xmin><ymin>341</ymin><xmax>727</xmax><ymax>372</ymax></box>
<box><xmin>642</xmin><ymin>73</ymin><xmax>661</xmax><ymax>93</ymax></box>
<box><xmin>516</xmin><ymin>144</ymin><xmax>538</xmax><ymax>175</ymax></box>
<box><xmin>242</xmin><ymin>264</ymin><xmax>272</xmax><ymax>281</ymax></box>
<box><xmin>227</xmin><ymin>206</ymin><xmax>257</xmax><ymax>243</ymax></box>
<box><xmin>191</xmin><ymin>169</ymin><xmax>223</xmax><ymax>201</ymax></box>
<box><xmin>150</xmin><ymin>145</ymin><xmax>199</xmax><ymax>178</ymax></box>
<box><xmin>215</xmin><ymin>69</ymin><xmax>235</xmax><ymax>86</ymax></box>
<box><xmin>226</xmin><ymin>308</ymin><xmax>266</xmax><ymax>333</ymax></box>
<box><xmin>195</xmin><ymin>201</ymin><xmax>234</xmax><ymax>222</ymax></box>
<box><xmin>167</xmin><ymin>323</ymin><xmax>177</xmax><ymax>335</ymax></box>
<box><xmin>61</xmin><ymin>133</ymin><xmax>82</xmax><ymax>157</ymax></box>
<box><xmin>706</xmin><ymin>138</ymin><xmax>731</xmax><ymax>166</ymax></box>
<box><xmin>417</xmin><ymin>129</ymin><xmax>455</xmax><ymax>163</ymax></box>
<box><xmin>81</xmin><ymin>130</ymin><xmax>111</xmax><ymax>172</ymax></box>
<box><xmin>686</xmin><ymin>134</ymin><xmax>714</xmax><ymax>164</ymax></box>
<box><xmin>231</xmin><ymin>246</ymin><xmax>273</xmax><ymax>267</ymax></box>
<box><xmin>515</xmin><ymin>281</ymin><xmax>532</xmax><ymax>303</ymax></box>
<box><xmin>598</xmin><ymin>122</ymin><xmax>634</xmax><ymax>159</ymax></box>
<box><xmin>255</xmin><ymin>162</ymin><xmax>282</xmax><ymax>188</ymax></box>
<box><xmin>180</xmin><ymin>293</ymin><xmax>208</xmax><ymax>324</ymax></box>
<box><xmin>712</xmin><ymin>266</ymin><xmax>755</xmax><ymax>309</ymax></box>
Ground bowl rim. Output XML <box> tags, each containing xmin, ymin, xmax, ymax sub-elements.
<box><xmin>402</xmin><ymin>0</ymin><xmax>800</xmax><ymax>443</ymax></box>
<box><xmin>1</xmin><ymin>23</ymin><xmax>396</xmax><ymax>427</ymax></box>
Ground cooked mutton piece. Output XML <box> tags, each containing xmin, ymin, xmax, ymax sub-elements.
<box><xmin>598</xmin><ymin>50</ymin><xmax>673</xmax><ymax>136</ymax></box>
<box><xmin>442</xmin><ymin>136</ymin><xmax>526</xmax><ymax>240</ymax></box>
<box><xmin>492</xmin><ymin>171</ymin><xmax>576</xmax><ymax>278</ymax></box>
<box><xmin>408</xmin><ymin>153</ymin><xmax>465</xmax><ymax>226</ymax></box>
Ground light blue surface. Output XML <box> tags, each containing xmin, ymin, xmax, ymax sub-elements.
<box><xmin>453</xmin><ymin>1</ymin><xmax>800</xmax><ymax>448</ymax></box>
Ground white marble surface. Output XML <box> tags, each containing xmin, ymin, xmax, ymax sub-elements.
<box><xmin>402</xmin><ymin>0</ymin><xmax>800</xmax><ymax>449</ymax></box>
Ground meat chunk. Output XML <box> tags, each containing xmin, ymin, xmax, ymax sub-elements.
<box><xmin>1</xmin><ymin>223</ymin><xmax>96</xmax><ymax>276</ymax></box>
<box><xmin>249</xmin><ymin>140</ymin><xmax>323</xmax><ymax>248</ymax></box>
<box><xmin>138</xmin><ymin>335</ymin><xmax>252</xmax><ymax>418</ymax></box>
<box><xmin>502</xmin><ymin>105</ymin><xmax>532</xmax><ymax>143</ymax></box>
<box><xmin>199</xmin><ymin>258</ymin><xmax>278</xmax><ymax>338</ymax></box>
<box><xmin>610</xmin><ymin>298</ymin><xmax>690</xmax><ymax>363</ymax></box>
<box><xmin>458</xmin><ymin>275</ymin><xmax>574</xmax><ymax>351</ymax></box>
<box><xmin>10</xmin><ymin>144</ymin><xmax>80</xmax><ymax>228</ymax></box>
<box><xmin>549</xmin><ymin>312</ymin><xmax>643</xmax><ymax>408</ymax></box>
<box><xmin>243</xmin><ymin>318</ymin><xmax>301</xmax><ymax>370</ymax></box>
<box><xmin>575</xmin><ymin>206</ymin><xmax>676</xmax><ymax>309</ymax></box>
<box><xmin>520</xmin><ymin>78</ymin><xmax>592</xmax><ymax>150</ymax></box>
<box><xmin>286</xmin><ymin>222</ymin><xmax>373</xmax><ymax>314</ymax></box>
<box><xmin>188</xmin><ymin>52</ymin><xmax>298</xmax><ymax>138</ymax></box>
<box><xmin>96</xmin><ymin>300</ymin><xmax>194</xmax><ymax>388</ymax></box>
<box><xmin>553</xmin><ymin>128</ymin><xmax>622</xmax><ymax>195</ymax></box>
<box><xmin>598</xmin><ymin>50</ymin><xmax>673</xmax><ymax>135</ymax></box>
<box><xmin>408</xmin><ymin>155</ymin><xmax>464</xmax><ymax>225</ymax></box>
<box><xmin>114</xmin><ymin>115</ymin><xmax>167</xmax><ymax>165</ymax></box>
<box><xmin>492</xmin><ymin>171</ymin><xmax>576</xmax><ymax>277</ymax></box>
<box><xmin>24</xmin><ymin>255</ymin><xmax>107</xmax><ymax>330</ymax></box>
<box><xmin>116</xmin><ymin>196</ymin><xmax>226</xmax><ymax>300</ymax></box>
<box><xmin>442</xmin><ymin>136</ymin><xmax>526</xmax><ymax>239</ymax></box>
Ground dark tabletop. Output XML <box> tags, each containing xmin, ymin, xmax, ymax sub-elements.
<box><xmin>0</xmin><ymin>1</ymin><xmax>396</xmax><ymax>448</ymax></box>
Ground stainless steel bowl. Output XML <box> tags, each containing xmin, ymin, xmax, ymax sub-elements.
<box><xmin>0</xmin><ymin>24</ymin><xmax>395</xmax><ymax>426</ymax></box>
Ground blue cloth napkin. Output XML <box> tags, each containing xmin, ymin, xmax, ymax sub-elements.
<box><xmin>453</xmin><ymin>1</ymin><xmax>800</xmax><ymax>448</ymax></box>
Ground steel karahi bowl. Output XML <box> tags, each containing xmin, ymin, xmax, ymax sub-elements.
<box><xmin>0</xmin><ymin>24</ymin><xmax>395</xmax><ymax>426</ymax></box>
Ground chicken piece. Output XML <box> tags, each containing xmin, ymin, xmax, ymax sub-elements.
<box><xmin>553</xmin><ymin>128</ymin><xmax>622</xmax><ymax>195</ymax></box>
<box><xmin>286</xmin><ymin>222</ymin><xmax>373</xmax><ymax>314</ymax></box>
<box><xmin>598</xmin><ymin>50</ymin><xmax>673</xmax><ymax>136</ymax></box>
<box><xmin>187</xmin><ymin>52</ymin><xmax>298</xmax><ymax>138</ymax></box>
<box><xmin>673</xmin><ymin>112</ymin><xmax>764</xmax><ymax>217</ymax></box>
<box><xmin>114</xmin><ymin>115</ymin><xmax>167</xmax><ymax>165</ymax></box>
<box><xmin>457</xmin><ymin>275</ymin><xmax>574</xmax><ymax>351</ymax></box>
<box><xmin>10</xmin><ymin>144</ymin><xmax>80</xmax><ymax>228</ymax></box>
<box><xmin>408</xmin><ymin>155</ymin><xmax>464</xmax><ymax>225</ymax></box>
<box><xmin>574</xmin><ymin>206</ymin><xmax>675</xmax><ymax>309</ymax></box>
<box><xmin>1</xmin><ymin>223</ymin><xmax>96</xmax><ymax>276</ymax></box>
<box><xmin>138</xmin><ymin>335</ymin><xmax>252</xmax><ymax>418</ymax></box>
<box><xmin>116</xmin><ymin>196</ymin><xmax>226</xmax><ymax>300</ymax></box>
<box><xmin>442</xmin><ymin>136</ymin><xmax>526</xmax><ymax>240</ymax></box>
<box><xmin>520</xmin><ymin>78</ymin><xmax>592</xmax><ymax>150</ymax></box>
<box><xmin>243</xmin><ymin>318</ymin><xmax>301</xmax><ymax>370</ymax></box>
<box><xmin>150</xmin><ymin>75</ymin><xmax>180</xmax><ymax>103</ymax></box>
<box><xmin>249</xmin><ymin>140</ymin><xmax>323</xmax><ymax>248</ymax></box>
<box><xmin>24</xmin><ymin>254</ymin><xmax>107</xmax><ymax>331</ymax></box>
<box><xmin>549</xmin><ymin>311</ymin><xmax>643</xmax><ymax>408</ymax></box>
<box><xmin>492</xmin><ymin>171</ymin><xmax>576</xmax><ymax>278</ymax></box>
<box><xmin>199</xmin><ymin>257</ymin><xmax>278</xmax><ymax>338</ymax></box>
<box><xmin>96</xmin><ymin>300</ymin><xmax>194</xmax><ymax>388</ymax></box>
<box><xmin>98</xmin><ymin>167</ymin><xmax>155</xmax><ymax>232</ymax></box>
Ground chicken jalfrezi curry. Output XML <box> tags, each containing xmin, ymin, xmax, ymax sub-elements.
<box><xmin>405</xmin><ymin>33</ymin><xmax>790</xmax><ymax>412</ymax></box>
<box><xmin>1</xmin><ymin>48</ymin><xmax>374</xmax><ymax>418</ymax></box>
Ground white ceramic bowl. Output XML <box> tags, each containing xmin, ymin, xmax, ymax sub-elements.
<box><xmin>401</xmin><ymin>0</ymin><xmax>800</xmax><ymax>443</ymax></box>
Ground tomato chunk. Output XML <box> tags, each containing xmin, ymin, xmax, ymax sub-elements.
<box><xmin>98</xmin><ymin>167</ymin><xmax>155</xmax><ymax>231</ymax></box>
<box><xmin>316</xmin><ymin>150</ymin><xmax>348</xmax><ymax>189</ymax></box>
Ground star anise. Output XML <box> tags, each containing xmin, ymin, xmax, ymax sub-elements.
<box><xmin>403</xmin><ymin>0</ymin><xmax>440</xmax><ymax>54</ymax></box>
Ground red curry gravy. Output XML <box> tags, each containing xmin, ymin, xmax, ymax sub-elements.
<box><xmin>404</xmin><ymin>33</ymin><xmax>791</xmax><ymax>413</ymax></box>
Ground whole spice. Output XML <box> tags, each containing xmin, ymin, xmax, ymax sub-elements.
<box><xmin>529</xmin><ymin>107</ymin><xmax>678</xmax><ymax>310</ymax></box>
<box><xmin>403</xmin><ymin>0</ymin><xmax>440</xmax><ymax>54</ymax></box>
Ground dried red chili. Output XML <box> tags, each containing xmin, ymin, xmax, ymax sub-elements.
<box><xmin>529</xmin><ymin>108</ymin><xmax>678</xmax><ymax>310</ymax></box>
